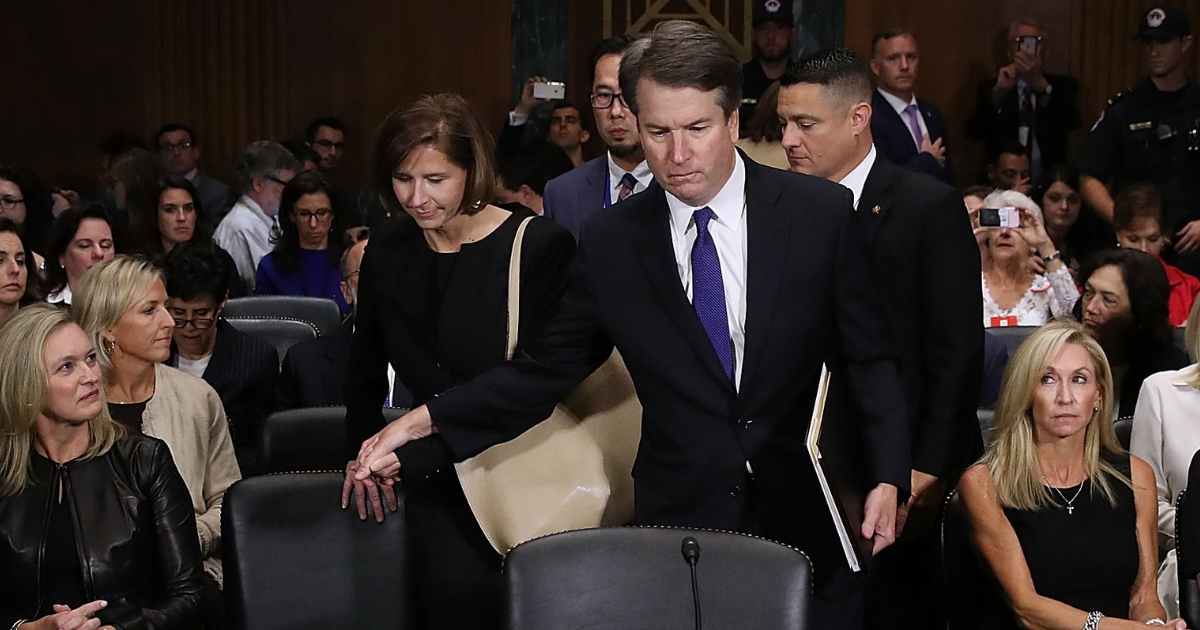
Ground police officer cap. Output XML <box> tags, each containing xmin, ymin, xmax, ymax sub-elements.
<box><xmin>1137</xmin><ymin>4</ymin><xmax>1191</xmax><ymax>41</ymax></box>
<box><xmin>753</xmin><ymin>0</ymin><xmax>794</xmax><ymax>28</ymax></box>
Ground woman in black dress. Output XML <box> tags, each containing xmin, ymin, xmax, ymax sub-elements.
<box><xmin>959</xmin><ymin>321</ymin><xmax>1184</xmax><ymax>629</ymax></box>
<box><xmin>340</xmin><ymin>93</ymin><xmax>575</xmax><ymax>630</ymax></box>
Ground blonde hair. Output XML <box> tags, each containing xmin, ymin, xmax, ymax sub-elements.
<box><xmin>980</xmin><ymin>321</ymin><xmax>1130</xmax><ymax>511</ymax></box>
<box><xmin>1185</xmin><ymin>297</ymin><xmax>1200</xmax><ymax>388</ymax></box>
<box><xmin>0</xmin><ymin>304</ymin><xmax>122</xmax><ymax>497</ymax></box>
<box><xmin>71</xmin><ymin>255</ymin><xmax>165</xmax><ymax>373</ymax></box>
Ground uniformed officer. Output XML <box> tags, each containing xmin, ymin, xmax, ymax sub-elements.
<box><xmin>1079</xmin><ymin>4</ymin><xmax>1200</xmax><ymax>276</ymax></box>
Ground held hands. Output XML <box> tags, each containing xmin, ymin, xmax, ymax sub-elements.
<box><xmin>862</xmin><ymin>482</ymin><xmax>899</xmax><ymax>555</ymax></box>
<box><xmin>28</xmin><ymin>601</ymin><xmax>108</xmax><ymax>630</ymax></box>
<box><xmin>920</xmin><ymin>134</ymin><xmax>947</xmax><ymax>166</ymax></box>
<box><xmin>341</xmin><ymin>460</ymin><xmax>398</xmax><ymax>523</ymax></box>
<box><xmin>354</xmin><ymin>405</ymin><xmax>436</xmax><ymax>480</ymax></box>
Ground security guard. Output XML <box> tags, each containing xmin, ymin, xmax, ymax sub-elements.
<box><xmin>1079</xmin><ymin>4</ymin><xmax>1200</xmax><ymax>275</ymax></box>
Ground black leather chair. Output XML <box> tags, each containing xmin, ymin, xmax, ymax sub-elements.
<box><xmin>1114</xmin><ymin>416</ymin><xmax>1134</xmax><ymax>451</ymax></box>
<box><xmin>223</xmin><ymin>472</ymin><xmax>413</xmax><ymax>630</ymax></box>
<box><xmin>1178</xmin><ymin>489</ymin><xmax>1200</xmax><ymax>629</ymax></box>
<box><xmin>942</xmin><ymin>490</ymin><xmax>1011</xmax><ymax>630</ymax></box>
<box><xmin>503</xmin><ymin>526</ymin><xmax>811</xmax><ymax>630</ymax></box>
<box><xmin>1175</xmin><ymin>326</ymin><xmax>1188</xmax><ymax>355</ymax></box>
<box><xmin>986</xmin><ymin>325</ymin><xmax>1040</xmax><ymax>355</ymax></box>
<box><xmin>225</xmin><ymin>316</ymin><xmax>318</xmax><ymax>364</ymax></box>
<box><xmin>259</xmin><ymin>406</ymin><xmax>412</xmax><ymax>473</ymax></box>
<box><xmin>225</xmin><ymin>295</ymin><xmax>343</xmax><ymax>337</ymax></box>
<box><xmin>977</xmin><ymin>408</ymin><xmax>997</xmax><ymax>446</ymax></box>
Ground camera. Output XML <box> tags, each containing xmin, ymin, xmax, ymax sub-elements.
<box><xmin>979</xmin><ymin>207</ymin><xmax>1021</xmax><ymax>228</ymax></box>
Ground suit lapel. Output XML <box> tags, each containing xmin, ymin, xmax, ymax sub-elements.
<box><xmin>856</xmin><ymin>157</ymin><xmax>898</xmax><ymax>247</ymax></box>
<box><xmin>631</xmin><ymin>185</ymin><xmax>733</xmax><ymax>388</ymax></box>
<box><xmin>584</xmin><ymin>157</ymin><xmax>606</xmax><ymax>210</ymax></box>
<box><xmin>740</xmin><ymin>159</ymin><xmax>791</xmax><ymax>395</ymax></box>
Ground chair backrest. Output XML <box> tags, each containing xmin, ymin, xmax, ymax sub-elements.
<box><xmin>223</xmin><ymin>472</ymin><xmax>412</xmax><ymax>630</ymax></box>
<box><xmin>977</xmin><ymin>408</ymin><xmax>997</xmax><ymax>446</ymax></box>
<box><xmin>1175</xmin><ymin>326</ymin><xmax>1188</xmax><ymax>356</ymax></box>
<box><xmin>941</xmin><ymin>490</ymin><xmax>1011</xmax><ymax>630</ymax></box>
<box><xmin>986</xmin><ymin>326</ymin><xmax>1040</xmax><ymax>355</ymax></box>
<box><xmin>1178</xmin><ymin>489</ymin><xmax>1200</xmax><ymax>629</ymax></box>
<box><xmin>1114</xmin><ymin>416</ymin><xmax>1134</xmax><ymax>451</ymax></box>
<box><xmin>225</xmin><ymin>316</ymin><xmax>318</xmax><ymax>364</ymax></box>
<box><xmin>225</xmin><ymin>296</ymin><xmax>343</xmax><ymax>337</ymax></box>
<box><xmin>503</xmin><ymin>526</ymin><xmax>811</xmax><ymax>630</ymax></box>
<box><xmin>259</xmin><ymin>406</ymin><xmax>348</xmax><ymax>474</ymax></box>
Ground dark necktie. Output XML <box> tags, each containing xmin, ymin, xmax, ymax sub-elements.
<box><xmin>690</xmin><ymin>207</ymin><xmax>733</xmax><ymax>381</ymax></box>
<box><xmin>616</xmin><ymin>173</ymin><xmax>638</xmax><ymax>202</ymax></box>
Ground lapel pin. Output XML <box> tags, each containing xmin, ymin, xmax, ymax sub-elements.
<box><xmin>871</xmin><ymin>205</ymin><xmax>881</xmax><ymax>215</ymax></box>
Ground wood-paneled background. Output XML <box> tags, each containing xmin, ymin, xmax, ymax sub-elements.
<box><xmin>6</xmin><ymin>1</ymin><xmax>1200</xmax><ymax>192</ymax></box>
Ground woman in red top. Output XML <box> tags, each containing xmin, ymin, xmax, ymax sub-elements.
<box><xmin>1113</xmin><ymin>184</ymin><xmax>1200</xmax><ymax>326</ymax></box>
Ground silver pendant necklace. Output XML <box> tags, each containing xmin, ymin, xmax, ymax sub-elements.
<box><xmin>1042</xmin><ymin>476</ymin><xmax>1086</xmax><ymax>515</ymax></box>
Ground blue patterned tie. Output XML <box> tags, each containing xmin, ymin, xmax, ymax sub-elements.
<box><xmin>691</xmin><ymin>207</ymin><xmax>733</xmax><ymax>381</ymax></box>
<box><xmin>617</xmin><ymin>173</ymin><xmax>638</xmax><ymax>202</ymax></box>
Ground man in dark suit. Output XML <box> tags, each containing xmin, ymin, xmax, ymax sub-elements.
<box><xmin>542</xmin><ymin>36</ymin><xmax>652</xmax><ymax>240</ymax></box>
<box><xmin>778</xmin><ymin>48</ymin><xmax>983</xmax><ymax>629</ymax></box>
<box><xmin>358</xmin><ymin>21</ymin><xmax>910</xmax><ymax>628</ymax></box>
<box><xmin>966</xmin><ymin>19</ymin><xmax>1081</xmax><ymax>179</ymax></box>
<box><xmin>164</xmin><ymin>240</ymin><xmax>278</xmax><ymax>474</ymax></box>
<box><xmin>868</xmin><ymin>28</ymin><xmax>953</xmax><ymax>183</ymax></box>
<box><xmin>155</xmin><ymin>123</ymin><xmax>238</xmax><ymax>223</ymax></box>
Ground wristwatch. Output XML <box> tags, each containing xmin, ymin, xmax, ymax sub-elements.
<box><xmin>1042</xmin><ymin>250</ymin><xmax>1062</xmax><ymax>264</ymax></box>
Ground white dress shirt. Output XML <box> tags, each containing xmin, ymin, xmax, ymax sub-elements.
<box><xmin>665</xmin><ymin>153</ymin><xmax>748</xmax><ymax>389</ymax></box>
<box><xmin>837</xmin><ymin>145</ymin><xmax>877</xmax><ymax>210</ymax></box>
<box><xmin>877</xmin><ymin>88</ymin><xmax>929</xmax><ymax>149</ymax></box>
<box><xmin>1130</xmin><ymin>364</ymin><xmax>1200</xmax><ymax>616</ymax></box>
<box><xmin>605</xmin><ymin>153</ymin><xmax>653</xmax><ymax>207</ymax></box>
<box><xmin>213</xmin><ymin>195</ymin><xmax>276</xmax><ymax>291</ymax></box>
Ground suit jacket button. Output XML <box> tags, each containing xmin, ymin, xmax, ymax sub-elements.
<box><xmin>730</xmin><ymin>485</ymin><xmax>742</xmax><ymax>497</ymax></box>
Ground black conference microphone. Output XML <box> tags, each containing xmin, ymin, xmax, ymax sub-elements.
<box><xmin>681</xmin><ymin>536</ymin><xmax>702</xmax><ymax>630</ymax></box>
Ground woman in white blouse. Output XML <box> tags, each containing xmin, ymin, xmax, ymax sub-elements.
<box><xmin>1130</xmin><ymin>298</ymin><xmax>1200</xmax><ymax>617</ymax></box>
<box><xmin>978</xmin><ymin>189</ymin><xmax>1080</xmax><ymax>328</ymax></box>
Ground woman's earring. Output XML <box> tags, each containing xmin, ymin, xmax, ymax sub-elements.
<box><xmin>105</xmin><ymin>338</ymin><xmax>116</xmax><ymax>353</ymax></box>
<box><xmin>470</xmin><ymin>199</ymin><xmax>483</xmax><ymax>211</ymax></box>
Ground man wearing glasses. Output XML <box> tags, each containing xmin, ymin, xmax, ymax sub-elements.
<box><xmin>213</xmin><ymin>141</ymin><xmax>298</xmax><ymax>290</ymax></box>
<box><xmin>164</xmin><ymin>239</ymin><xmax>279</xmax><ymax>474</ymax></box>
<box><xmin>155</xmin><ymin>123</ymin><xmax>239</xmax><ymax>223</ymax></box>
<box><xmin>542</xmin><ymin>35</ymin><xmax>652</xmax><ymax>241</ymax></box>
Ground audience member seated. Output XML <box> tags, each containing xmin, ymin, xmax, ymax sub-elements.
<box><xmin>281</xmin><ymin>138</ymin><xmax>321</xmax><ymax>173</ymax></box>
<box><xmin>0</xmin><ymin>165</ymin><xmax>54</xmax><ymax>263</ymax></box>
<box><xmin>494</xmin><ymin>142</ymin><xmax>575</xmax><ymax>215</ymax></box>
<box><xmin>1112</xmin><ymin>184</ymin><xmax>1200</xmax><ymax>326</ymax></box>
<box><xmin>0</xmin><ymin>305</ymin><xmax>206</xmax><ymax>630</ymax></box>
<box><xmin>165</xmin><ymin>240</ymin><xmax>278</xmax><ymax>472</ymax></box>
<box><xmin>109</xmin><ymin>147</ymin><xmax>165</xmax><ymax>249</ymax></box>
<box><xmin>254</xmin><ymin>170</ymin><xmax>351</xmax><ymax>314</ymax></box>
<box><xmin>305</xmin><ymin>116</ymin><xmax>346</xmax><ymax>174</ymax></box>
<box><xmin>156</xmin><ymin>123</ymin><xmax>238</xmax><ymax>224</ymax></box>
<box><xmin>1031</xmin><ymin>165</ymin><xmax>1114</xmax><ymax>278</ymax></box>
<box><xmin>97</xmin><ymin>132</ymin><xmax>150</xmax><ymax>213</ymax></box>
<box><xmin>986</xmin><ymin>141</ymin><xmax>1032</xmax><ymax>194</ymax></box>
<box><xmin>1076</xmin><ymin>248</ymin><xmax>1190</xmax><ymax>417</ymax></box>
<box><xmin>869</xmin><ymin>27</ymin><xmax>952</xmax><ymax>182</ymax></box>
<box><xmin>1131</xmin><ymin>298</ymin><xmax>1200</xmax><ymax>618</ymax></box>
<box><xmin>966</xmin><ymin>18</ymin><xmax>1081</xmax><ymax>180</ymax></box>
<box><xmin>736</xmin><ymin>81</ymin><xmax>788</xmax><ymax>170</ymax></box>
<box><xmin>978</xmin><ymin>189</ymin><xmax>1079</xmax><ymax>327</ymax></box>
<box><xmin>0</xmin><ymin>219</ymin><xmax>39</xmax><ymax>330</ymax></box>
<box><xmin>963</xmin><ymin>184</ymin><xmax>993</xmax><ymax>216</ymax></box>
<box><xmin>213</xmin><ymin>141</ymin><xmax>298</xmax><ymax>292</ymax></box>
<box><xmin>959</xmin><ymin>321</ymin><xmax>1185</xmax><ymax>629</ymax></box>
<box><xmin>73</xmin><ymin>256</ymin><xmax>241</xmax><ymax>596</ymax></box>
<box><xmin>738</xmin><ymin>0</ymin><xmax>796</xmax><ymax>127</ymax></box>
<box><xmin>43</xmin><ymin>204</ymin><xmax>116</xmax><ymax>307</ymax></box>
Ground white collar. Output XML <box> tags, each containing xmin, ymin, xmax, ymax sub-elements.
<box><xmin>1170</xmin><ymin>364</ymin><xmax>1200</xmax><ymax>387</ymax></box>
<box><xmin>666</xmin><ymin>153</ymin><xmax>747</xmax><ymax>235</ymax></box>
<box><xmin>47</xmin><ymin>284</ymin><xmax>73</xmax><ymax>305</ymax></box>
<box><xmin>877</xmin><ymin>88</ymin><xmax>918</xmax><ymax>116</ymax></box>
<box><xmin>606</xmin><ymin>153</ymin><xmax>652</xmax><ymax>186</ymax></box>
<box><xmin>237</xmin><ymin>195</ymin><xmax>274</xmax><ymax>228</ymax></box>
<box><xmin>837</xmin><ymin>145</ymin><xmax>877</xmax><ymax>210</ymax></box>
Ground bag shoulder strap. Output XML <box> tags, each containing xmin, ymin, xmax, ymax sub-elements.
<box><xmin>505</xmin><ymin>216</ymin><xmax>536</xmax><ymax>360</ymax></box>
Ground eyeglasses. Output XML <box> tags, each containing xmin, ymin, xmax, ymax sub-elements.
<box><xmin>159</xmin><ymin>141</ymin><xmax>194</xmax><ymax>153</ymax></box>
<box><xmin>172</xmin><ymin>315</ymin><xmax>216</xmax><ymax>330</ymax></box>
<box><xmin>268</xmin><ymin>175</ymin><xmax>291</xmax><ymax>187</ymax></box>
<box><xmin>0</xmin><ymin>196</ymin><xmax>25</xmax><ymax>211</ymax></box>
<box><xmin>295</xmin><ymin>209</ymin><xmax>332</xmax><ymax>222</ymax></box>
<box><xmin>590</xmin><ymin>91</ymin><xmax>627</xmax><ymax>109</ymax></box>
<box><xmin>342</xmin><ymin>269</ymin><xmax>361</xmax><ymax>281</ymax></box>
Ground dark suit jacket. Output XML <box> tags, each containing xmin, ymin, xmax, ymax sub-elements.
<box><xmin>870</xmin><ymin>90</ymin><xmax>953</xmax><ymax>184</ymax></box>
<box><xmin>542</xmin><ymin>155</ymin><xmax>608</xmax><ymax>241</ymax></box>
<box><xmin>966</xmin><ymin>73</ymin><xmax>1082</xmax><ymax>173</ymax></box>
<box><xmin>191</xmin><ymin>171</ymin><xmax>238</xmax><ymax>225</ymax></box>
<box><xmin>425</xmin><ymin>156</ymin><xmax>911</xmax><ymax>587</ymax></box>
<box><xmin>277</xmin><ymin>319</ymin><xmax>353</xmax><ymax>411</ymax></box>
<box><xmin>856</xmin><ymin>157</ymin><xmax>984</xmax><ymax>477</ymax></box>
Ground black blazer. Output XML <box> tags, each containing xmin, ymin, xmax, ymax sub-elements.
<box><xmin>277</xmin><ymin>319</ymin><xmax>353</xmax><ymax>411</ymax></box>
<box><xmin>871</xmin><ymin>90</ymin><xmax>953</xmax><ymax>184</ymax></box>
<box><xmin>425</xmin><ymin>156</ymin><xmax>912</xmax><ymax>585</ymax></box>
<box><xmin>966</xmin><ymin>73</ymin><xmax>1082</xmax><ymax>174</ymax></box>
<box><xmin>856</xmin><ymin>157</ymin><xmax>984</xmax><ymax>476</ymax></box>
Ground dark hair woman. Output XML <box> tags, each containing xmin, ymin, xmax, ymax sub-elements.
<box><xmin>0</xmin><ymin>164</ymin><xmax>55</xmax><ymax>262</ymax></box>
<box><xmin>0</xmin><ymin>219</ymin><xmax>41</xmax><ymax>329</ymax></box>
<box><xmin>43</xmin><ymin>204</ymin><xmax>116</xmax><ymax>306</ymax></box>
<box><xmin>130</xmin><ymin>175</ymin><xmax>212</xmax><ymax>261</ymax></box>
<box><xmin>1030</xmin><ymin>165</ymin><xmax>1114</xmax><ymax>277</ymax></box>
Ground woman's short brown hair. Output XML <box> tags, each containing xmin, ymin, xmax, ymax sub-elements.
<box><xmin>1112</xmin><ymin>183</ymin><xmax>1164</xmax><ymax>232</ymax></box>
<box><xmin>372</xmin><ymin>93</ymin><xmax>497</xmax><ymax>218</ymax></box>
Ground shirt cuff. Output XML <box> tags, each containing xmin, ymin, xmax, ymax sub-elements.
<box><xmin>508</xmin><ymin>111</ymin><xmax>530</xmax><ymax>126</ymax></box>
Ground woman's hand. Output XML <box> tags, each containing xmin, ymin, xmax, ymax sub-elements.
<box><xmin>1016</xmin><ymin>207</ymin><xmax>1053</xmax><ymax>253</ymax></box>
<box><xmin>341</xmin><ymin>460</ymin><xmax>398</xmax><ymax>523</ymax></box>
<box><xmin>354</xmin><ymin>405</ymin><xmax>436</xmax><ymax>480</ymax></box>
<box><xmin>27</xmin><ymin>601</ymin><xmax>107</xmax><ymax>630</ymax></box>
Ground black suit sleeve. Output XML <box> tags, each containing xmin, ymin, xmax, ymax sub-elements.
<box><xmin>1179</xmin><ymin>450</ymin><xmax>1200</xmax><ymax>577</ymax></box>
<box><xmin>496</xmin><ymin>120</ymin><xmax>527</xmax><ymax>163</ymax></box>
<box><xmin>276</xmin><ymin>348</ymin><xmax>303</xmax><ymax>412</ymax></box>
<box><xmin>966</xmin><ymin>78</ymin><xmax>1004</xmax><ymax>141</ymax></box>
<box><xmin>1042</xmin><ymin>75</ymin><xmax>1082</xmax><ymax>135</ymax></box>
<box><xmin>912</xmin><ymin>189</ymin><xmax>985</xmax><ymax>476</ymax></box>
<box><xmin>344</xmin><ymin>238</ymin><xmax>392</xmax><ymax>459</ymax></box>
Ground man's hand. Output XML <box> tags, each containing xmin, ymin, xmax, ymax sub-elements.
<box><xmin>1176</xmin><ymin>219</ymin><xmax>1200</xmax><ymax>253</ymax></box>
<box><xmin>341</xmin><ymin>460</ymin><xmax>398</xmax><ymax>522</ymax></box>
<box><xmin>1012</xmin><ymin>50</ymin><xmax>1047</xmax><ymax>91</ymax></box>
<box><xmin>993</xmin><ymin>64</ymin><xmax>1018</xmax><ymax>97</ymax></box>
<box><xmin>896</xmin><ymin>470</ymin><xmax>945</xmax><ymax>539</ymax></box>
<box><xmin>1011</xmin><ymin>174</ymin><xmax>1032</xmax><ymax>195</ymax></box>
<box><xmin>920</xmin><ymin>135</ymin><xmax>947</xmax><ymax>166</ymax></box>
<box><xmin>515</xmin><ymin>75</ymin><xmax>550</xmax><ymax>117</ymax></box>
<box><xmin>862</xmin><ymin>482</ymin><xmax>899</xmax><ymax>556</ymax></box>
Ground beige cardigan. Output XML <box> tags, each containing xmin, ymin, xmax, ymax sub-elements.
<box><xmin>138</xmin><ymin>363</ymin><xmax>242</xmax><ymax>588</ymax></box>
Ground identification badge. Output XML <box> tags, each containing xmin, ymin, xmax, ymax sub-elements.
<box><xmin>1128</xmin><ymin>121</ymin><xmax>1153</xmax><ymax>131</ymax></box>
<box><xmin>1017</xmin><ymin>126</ymin><xmax>1030</xmax><ymax>146</ymax></box>
<box><xmin>990</xmin><ymin>315</ymin><xmax>1018</xmax><ymax>328</ymax></box>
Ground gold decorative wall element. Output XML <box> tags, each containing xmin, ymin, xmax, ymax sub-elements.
<box><xmin>603</xmin><ymin>0</ymin><xmax>754</xmax><ymax>61</ymax></box>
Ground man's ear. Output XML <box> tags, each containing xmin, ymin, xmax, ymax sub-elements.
<box><xmin>850</xmin><ymin>102</ymin><xmax>873</xmax><ymax>136</ymax></box>
<box><xmin>518</xmin><ymin>184</ymin><xmax>538</xmax><ymax>205</ymax></box>
<box><xmin>580</xmin><ymin>129</ymin><xmax>591</xmax><ymax>144</ymax></box>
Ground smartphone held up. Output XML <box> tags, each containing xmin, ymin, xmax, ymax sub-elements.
<box><xmin>979</xmin><ymin>207</ymin><xmax>1021</xmax><ymax>229</ymax></box>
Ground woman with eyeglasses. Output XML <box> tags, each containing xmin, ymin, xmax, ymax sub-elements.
<box><xmin>253</xmin><ymin>170</ymin><xmax>350</xmax><ymax>313</ymax></box>
<box><xmin>0</xmin><ymin>164</ymin><xmax>55</xmax><ymax>265</ymax></box>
